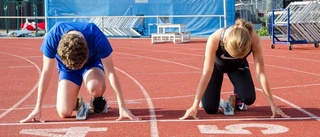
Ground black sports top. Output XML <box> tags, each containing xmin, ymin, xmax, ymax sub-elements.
<box><xmin>214</xmin><ymin>28</ymin><xmax>252</xmax><ymax>73</ymax></box>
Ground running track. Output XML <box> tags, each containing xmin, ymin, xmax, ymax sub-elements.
<box><xmin>0</xmin><ymin>37</ymin><xmax>319</xmax><ymax>137</ymax></box>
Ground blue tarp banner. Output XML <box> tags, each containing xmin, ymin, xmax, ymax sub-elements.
<box><xmin>45</xmin><ymin>0</ymin><xmax>235</xmax><ymax>36</ymax></box>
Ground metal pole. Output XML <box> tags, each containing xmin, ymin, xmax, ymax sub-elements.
<box><xmin>16</xmin><ymin>1</ymin><xmax>20</xmax><ymax>30</ymax></box>
<box><xmin>4</xmin><ymin>0</ymin><xmax>9</xmax><ymax>34</ymax></box>
<box><xmin>33</xmin><ymin>0</ymin><xmax>38</xmax><ymax>35</ymax></box>
<box><xmin>223</xmin><ymin>0</ymin><xmax>227</xmax><ymax>28</ymax></box>
<box><xmin>271</xmin><ymin>9</ymin><xmax>275</xmax><ymax>45</ymax></box>
<box><xmin>286</xmin><ymin>8</ymin><xmax>290</xmax><ymax>44</ymax></box>
<box><xmin>44</xmin><ymin>0</ymin><xmax>48</xmax><ymax>33</ymax></box>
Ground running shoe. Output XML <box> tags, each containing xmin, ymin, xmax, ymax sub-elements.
<box><xmin>234</xmin><ymin>93</ymin><xmax>247</xmax><ymax>111</ymax></box>
<box><xmin>199</xmin><ymin>101</ymin><xmax>203</xmax><ymax>108</ymax></box>
<box><xmin>90</xmin><ymin>96</ymin><xmax>107</xmax><ymax>113</ymax></box>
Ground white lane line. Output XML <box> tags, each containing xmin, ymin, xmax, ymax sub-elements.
<box><xmin>134</xmin><ymin>71</ymin><xmax>201</xmax><ymax>75</ymax></box>
<box><xmin>0</xmin><ymin>52</ymin><xmax>40</xmax><ymax>120</ymax></box>
<box><xmin>0</xmin><ymin>117</ymin><xmax>313</xmax><ymax>126</ymax></box>
<box><xmin>271</xmin><ymin>83</ymin><xmax>320</xmax><ymax>90</ymax></box>
<box><xmin>264</xmin><ymin>54</ymin><xmax>320</xmax><ymax>63</ymax></box>
<box><xmin>115</xmin><ymin>67</ymin><xmax>159</xmax><ymax>137</ymax></box>
<box><xmin>264</xmin><ymin>63</ymin><xmax>320</xmax><ymax>77</ymax></box>
<box><xmin>117</xmin><ymin>52</ymin><xmax>202</xmax><ymax>71</ymax></box>
<box><xmin>0</xmin><ymin>55</ymin><xmax>42</xmax><ymax>61</ymax></box>
<box><xmin>0</xmin><ymin>66</ymin><xmax>35</xmax><ymax>68</ymax></box>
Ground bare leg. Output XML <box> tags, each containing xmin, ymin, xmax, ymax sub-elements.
<box><xmin>83</xmin><ymin>67</ymin><xmax>106</xmax><ymax>97</ymax></box>
<box><xmin>56</xmin><ymin>80</ymin><xmax>80</xmax><ymax>118</ymax></box>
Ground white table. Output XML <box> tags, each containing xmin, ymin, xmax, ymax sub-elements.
<box><xmin>157</xmin><ymin>24</ymin><xmax>187</xmax><ymax>33</ymax></box>
<box><xmin>151</xmin><ymin>23</ymin><xmax>190</xmax><ymax>44</ymax></box>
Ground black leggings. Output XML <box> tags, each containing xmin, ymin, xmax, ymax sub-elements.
<box><xmin>201</xmin><ymin>60</ymin><xmax>256</xmax><ymax>114</ymax></box>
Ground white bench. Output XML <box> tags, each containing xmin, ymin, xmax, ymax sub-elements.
<box><xmin>151</xmin><ymin>32</ymin><xmax>191</xmax><ymax>44</ymax></box>
<box><xmin>151</xmin><ymin>23</ymin><xmax>191</xmax><ymax>44</ymax></box>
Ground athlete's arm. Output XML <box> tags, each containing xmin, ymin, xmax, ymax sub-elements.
<box><xmin>251</xmin><ymin>32</ymin><xmax>290</xmax><ymax>118</ymax></box>
<box><xmin>36</xmin><ymin>56</ymin><xmax>55</xmax><ymax>110</ymax></box>
<box><xmin>101</xmin><ymin>54</ymin><xmax>140</xmax><ymax>121</ymax></box>
<box><xmin>193</xmin><ymin>30</ymin><xmax>220</xmax><ymax>108</ymax></box>
<box><xmin>180</xmin><ymin>29</ymin><xmax>221</xmax><ymax>120</ymax></box>
<box><xmin>101</xmin><ymin>54</ymin><xmax>125</xmax><ymax>107</ymax></box>
<box><xmin>20</xmin><ymin>55</ymin><xmax>55</xmax><ymax>123</ymax></box>
<box><xmin>251</xmin><ymin>32</ymin><xmax>275</xmax><ymax>105</ymax></box>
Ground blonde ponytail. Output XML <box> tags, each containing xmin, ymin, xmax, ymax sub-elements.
<box><xmin>235</xmin><ymin>18</ymin><xmax>253</xmax><ymax>34</ymax></box>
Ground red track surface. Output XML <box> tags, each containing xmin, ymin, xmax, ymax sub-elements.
<box><xmin>0</xmin><ymin>37</ymin><xmax>319</xmax><ymax>137</ymax></box>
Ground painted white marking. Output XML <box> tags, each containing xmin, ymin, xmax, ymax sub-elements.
<box><xmin>0</xmin><ymin>65</ymin><xmax>34</xmax><ymax>69</ymax></box>
<box><xmin>264</xmin><ymin>54</ymin><xmax>320</xmax><ymax>63</ymax></box>
<box><xmin>134</xmin><ymin>71</ymin><xmax>201</xmax><ymax>75</ymax></box>
<box><xmin>0</xmin><ymin>117</ymin><xmax>312</xmax><ymax>126</ymax></box>
<box><xmin>20</xmin><ymin>126</ymin><xmax>107</xmax><ymax>137</ymax></box>
<box><xmin>198</xmin><ymin>123</ymin><xmax>289</xmax><ymax>134</ymax></box>
<box><xmin>115</xmin><ymin>67</ymin><xmax>159</xmax><ymax>137</ymax></box>
<box><xmin>265</xmin><ymin>63</ymin><xmax>320</xmax><ymax>77</ymax></box>
<box><xmin>0</xmin><ymin>104</ymin><xmax>56</xmax><ymax>111</ymax></box>
<box><xmin>271</xmin><ymin>83</ymin><xmax>320</xmax><ymax>90</ymax></box>
<box><xmin>0</xmin><ymin>52</ymin><xmax>40</xmax><ymax>120</ymax></box>
<box><xmin>117</xmin><ymin>53</ymin><xmax>202</xmax><ymax>70</ymax></box>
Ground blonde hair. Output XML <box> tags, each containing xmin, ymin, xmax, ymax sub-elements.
<box><xmin>224</xmin><ymin>19</ymin><xmax>252</xmax><ymax>59</ymax></box>
<box><xmin>57</xmin><ymin>33</ymin><xmax>88</xmax><ymax>70</ymax></box>
<box><xmin>235</xmin><ymin>18</ymin><xmax>253</xmax><ymax>34</ymax></box>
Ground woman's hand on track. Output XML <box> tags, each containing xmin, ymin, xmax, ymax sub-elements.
<box><xmin>271</xmin><ymin>106</ymin><xmax>291</xmax><ymax>118</ymax></box>
<box><xmin>179</xmin><ymin>107</ymin><xmax>199</xmax><ymax>120</ymax></box>
<box><xmin>116</xmin><ymin>107</ymin><xmax>141</xmax><ymax>121</ymax></box>
<box><xmin>20</xmin><ymin>109</ymin><xmax>45</xmax><ymax>123</ymax></box>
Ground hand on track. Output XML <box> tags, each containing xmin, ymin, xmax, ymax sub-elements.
<box><xmin>116</xmin><ymin>107</ymin><xmax>141</xmax><ymax>121</ymax></box>
<box><xmin>271</xmin><ymin>106</ymin><xmax>291</xmax><ymax>118</ymax></box>
<box><xmin>20</xmin><ymin>110</ymin><xmax>45</xmax><ymax>123</ymax></box>
<box><xmin>179</xmin><ymin>107</ymin><xmax>199</xmax><ymax>120</ymax></box>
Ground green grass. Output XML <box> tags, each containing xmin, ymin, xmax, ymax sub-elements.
<box><xmin>255</xmin><ymin>26</ymin><xmax>269</xmax><ymax>36</ymax></box>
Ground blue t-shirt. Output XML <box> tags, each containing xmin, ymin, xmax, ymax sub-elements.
<box><xmin>40</xmin><ymin>22</ymin><xmax>113</xmax><ymax>71</ymax></box>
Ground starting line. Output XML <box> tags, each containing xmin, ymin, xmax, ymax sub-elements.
<box><xmin>0</xmin><ymin>117</ymin><xmax>314</xmax><ymax>126</ymax></box>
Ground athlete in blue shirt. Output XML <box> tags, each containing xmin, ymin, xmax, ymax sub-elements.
<box><xmin>180</xmin><ymin>19</ymin><xmax>290</xmax><ymax>120</ymax></box>
<box><xmin>20</xmin><ymin>22</ymin><xmax>140</xmax><ymax>122</ymax></box>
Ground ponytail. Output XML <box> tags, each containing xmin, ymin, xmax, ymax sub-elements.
<box><xmin>235</xmin><ymin>18</ymin><xmax>253</xmax><ymax>34</ymax></box>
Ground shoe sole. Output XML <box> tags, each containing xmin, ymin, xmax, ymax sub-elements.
<box><xmin>90</xmin><ymin>99</ymin><xmax>108</xmax><ymax>113</ymax></box>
